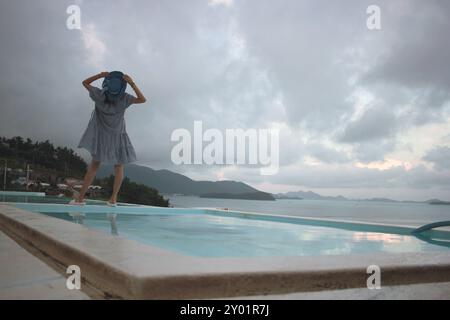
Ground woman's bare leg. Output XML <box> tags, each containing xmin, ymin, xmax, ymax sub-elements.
<box><xmin>109</xmin><ymin>164</ymin><xmax>124</xmax><ymax>204</ymax></box>
<box><xmin>77</xmin><ymin>160</ymin><xmax>101</xmax><ymax>202</ymax></box>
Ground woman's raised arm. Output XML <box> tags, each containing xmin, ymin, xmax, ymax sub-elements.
<box><xmin>82</xmin><ymin>72</ymin><xmax>109</xmax><ymax>91</ymax></box>
<box><xmin>123</xmin><ymin>74</ymin><xmax>147</xmax><ymax>104</ymax></box>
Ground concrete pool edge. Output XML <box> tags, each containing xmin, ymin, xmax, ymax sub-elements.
<box><xmin>1</xmin><ymin>204</ymin><xmax>450</xmax><ymax>299</ymax></box>
<box><xmin>0</xmin><ymin>206</ymin><xmax>140</xmax><ymax>299</ymax></box>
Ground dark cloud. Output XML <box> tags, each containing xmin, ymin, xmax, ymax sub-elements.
<box><xmin>0</xmin><ymin>0</ymin><xmax>449</xmax><ymax>199</ymax></box>
<box><xmin>423</xmin><ymin>146</ymin><xmax>450</xmax><ymax>171</ymax></box>
<box><xmin>359</xmin><ymin>0</ymin><xmax>450</xmax><ymax>127</ymax></box>
<box><xmin>306</xmin><ymin>144</ymin><xmax>349</xmax><ymax>164</ymax></box>
<box><xmin>351</xmin><ymin>140</ymin><xmax>396</xmax><ymax>163</ymax></box>
<box><xmin>362</xmin><ymin>1</ymin><xmax>450</xmax><ymax>92</ymax></box>
<box><xmin>338</xmin><ymin>106</ymin><xmax>398</xmax><ymax>143</ymax></box>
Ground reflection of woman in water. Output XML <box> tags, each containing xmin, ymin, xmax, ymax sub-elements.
<box><xmin>69</xmin><ymin>71</ymin><xmax>146</xmax><ymax>206</ymax></box>
<box><xmin>107</xmin><ymin>213</ymin><xmax>119</xmax><ymax>236</ymax></box>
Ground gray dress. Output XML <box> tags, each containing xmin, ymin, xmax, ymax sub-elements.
<box><xmin>78</xmin><ymin>86</ymin><xmax>137</xmax><ymax>164</ymax></box>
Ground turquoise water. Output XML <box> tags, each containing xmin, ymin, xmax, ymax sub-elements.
<box><xmin>40</xmin><ymin>211</ymin><xmax>449</xmax><ymax>257</ymax></box>
<box><xmin>0</xmin><ymin>194</ymin><xmax>105</xmax><ymax>205</ymax></box>
<box><xmin>3</xmin><ymin>194</ymin><xmax>450</xmax><ymax>226</ymax></box>
<box><xmin>2</xmin><ymin>193</ymin><xmax>449</xmax><ymax>257</ymax></box>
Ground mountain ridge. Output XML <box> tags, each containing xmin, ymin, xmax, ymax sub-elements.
<box><xmin>97</xmin><ymin>164</ymin><xmax>449</xmax><ymax>203</ymax></box>
<box><xmin>275</xmin><ymin>190</ymin><xmax>448</xmax><ymax>203</ymax></box>
<box><xmin>96</xmin><ymin>164</ymin><xmax>259</xmax><ymax>195</ymax></box>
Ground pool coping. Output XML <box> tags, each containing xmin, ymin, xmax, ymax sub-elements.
<box><xmin>1</xmin><ymin>203</ymin><xmax>450</xmax><ymax>299</ymax></box>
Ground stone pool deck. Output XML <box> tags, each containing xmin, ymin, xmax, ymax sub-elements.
<box><xmin>234</xmin><ymin>281</ymin><xmax>450</xmax><ymax>299</ymax></box>
<box><xmin>2</xmin><ymin>228</ymin><xmax>449</xmax><ymax>300</ymax></box>
<box><xmin>1</xmin><ymin>203</ymin><xmax>450</xmax><ymax>299</ymax></box>
<box><xmin>0</xmin><ymin>231</ymin><xmax>89</xmax><ymax>299</ymax></box>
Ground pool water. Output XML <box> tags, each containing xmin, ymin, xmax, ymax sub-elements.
<box><xmin>1</xmin><ymin>194</ymin><xmax>105</xmax><ymax>205</ymax></box>
<box><xmin>2</xmin><ymin>194</ymin><xmax>73</xmax><ymax>203</ymax></box>
<box><xmin>2</xmin><ymin>192</ymin><xmax>449</xmax><ymax>257</ymax></box>
<box><xmin>40</xmin><ymin>211</ymin><xmax>450</xmax><ymax>257</ymax></box>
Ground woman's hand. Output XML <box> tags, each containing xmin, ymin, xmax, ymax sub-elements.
<box><xmin>83</xmin><ymin>72</ymin><xmax>108</xmax><ymax>90</ymax></box>
<box><xmin>123</xmin><ymin>74</ymin><xmax>134</xmax><ymax>84</ymax></box>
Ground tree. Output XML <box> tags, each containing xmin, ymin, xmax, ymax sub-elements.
<box><xmin>100</xmin><ymin>175</ymin><xmax>169</xmax><ymax>207</ymax></box>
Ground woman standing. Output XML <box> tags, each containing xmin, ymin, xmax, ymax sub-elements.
<box><xmin>70</xmin><ymin>71</ymin><xmax>146</xmax><ymax>206</ymax></box>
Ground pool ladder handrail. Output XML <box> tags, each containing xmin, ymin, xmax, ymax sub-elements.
<box><xmin>412</xmin><ymin>220</ymin><xmax>450</xmax><ymax>234</ymax></box>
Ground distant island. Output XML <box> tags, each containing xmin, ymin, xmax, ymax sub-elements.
<box><xmin>274</xmin><ymin>190</ymin><xmax>450</xmax><ymax>204</ymax></box>
<box><xmin>200</xmin><ymin>192</ymin><xmax>275</xmax><ymax>201</ymax></box>
<box><xmin>96</xmin><ymin>165</ymin><xmax>450</xmax><ymax>204</ymax></box>
<box><xmin>273</xmin><ymin>190</ymin><xmax>346</xmax><ymax>201</ymax></box>
<box><xmin>276</xmin><ymin>195</ymin><xmax>303</xmax><ymax>200</ymax></box>
<box><xmin>427</xmin><ymin>200</ymin><xmax>450</xmax><ymax>205</ymax></box>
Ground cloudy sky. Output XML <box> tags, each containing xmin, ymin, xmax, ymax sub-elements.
<box><xmin>1</xmin><ymin>0</ymin><xmax>449</xmax><ymax>200</ymax></box>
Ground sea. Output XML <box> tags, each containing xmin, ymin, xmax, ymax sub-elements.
<box><xmin>168</xmin><ymin>195</ymin><xmax>450</xmax><ymax>227</ymax></box>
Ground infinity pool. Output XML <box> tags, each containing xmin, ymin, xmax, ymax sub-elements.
<box><xmin>2</xmin><ymin>192</ymin><xmax>449</xmax><ymax>257</ymax></box>
<box><xmin>38</xmin><ymin>210</ymin><xmax>450</xmax><ymax>257</ymax></box>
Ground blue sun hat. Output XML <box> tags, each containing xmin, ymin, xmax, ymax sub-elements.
<box><xmin>101</xmin><ymin>71</ymin><xmax>127</xmax><ymax>103</ymax></box>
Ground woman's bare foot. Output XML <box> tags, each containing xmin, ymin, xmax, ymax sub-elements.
<box><xmin>68</xmin><ymin>198</ymin><xmax>86</xmax><ymax>205</ymax></box>
<box><xmin>106</xmin><ymin>197</ymin><xmax>117</xmax><ymax>207</ymax></box>
<box><xmin>107</xmin><ymin>198</ymin><xmax>118</xmax><ymax>207</ymax></box>
<box><xmin>108</xmin><ymin>197</ymin><xmax>117</xmax><ymax>204</ymax></box>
